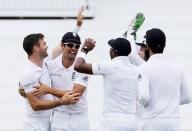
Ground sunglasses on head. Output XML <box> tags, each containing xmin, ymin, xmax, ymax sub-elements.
<box><xmin>64</xmin><ymin>43</ymin><xmax>80</xmax><ymax>49</ymax></box>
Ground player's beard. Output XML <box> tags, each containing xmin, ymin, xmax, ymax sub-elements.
<box><xmin>144</xmin><ymin>48</ymin><xmax>150</xmax><ymax>61</ymax></box>
<box><xmin>39</xmin><ymin>49</ymin><xmax>48</xmax><ymax>60</ymax></box>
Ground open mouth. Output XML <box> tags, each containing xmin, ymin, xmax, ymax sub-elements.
<box><xmin>69</xmin><ymin>51</ymin><xmax>77</xmax><ymax>56</ymax></box>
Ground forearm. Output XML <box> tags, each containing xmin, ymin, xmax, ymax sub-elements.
<box><xmin>74</xmin><ymin>57</ymin><xmax>85</xmax><ymax>72</ymax></box>
<box><xmin>33</xmin><ymin>99</ymin><xmax>62</xmax><ymax>111</ymax></box>
<box><xmin>74</xmin><ymin>52</ymin><xmax>93</xmax><ymax>74</ymax></box>
<box><xmin>48</xmin><ymin>87</ymin><xmax>67</xmax><ymax>98</ymax></box>
<box><xmin>72</xmin><ymin>84</ymin><xmax>85</xmax><ymax>96</ymax></box>
<box><xmin>51</xmin><ymin>44</ymin><xmax>62</xmax><ymax>59</ymax></box>
<box><xmin>27</xmin><ymin>94</ymin><xmax>62</xmax><ymax>111</ymax></box>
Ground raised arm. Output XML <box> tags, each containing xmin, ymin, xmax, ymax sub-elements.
<box><xmin>51</xmin><ymin>6</ymin><xmax>85</xmax><ymax>59</ymax></box>
<box><xmin>74</xmin><ymin>38</ymin><xmax>96</xmax><ymax>74</ymax></box>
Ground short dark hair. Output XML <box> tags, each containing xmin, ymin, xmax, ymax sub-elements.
<box><xmin>145</xmin><ymin>28</ymin><xmax>166</xmax><ymax>53</ymax></box>
<box><xmin>61</xmin><ymin>32</ymin><xmax>81</xmax><ymax>44</ymax></box>
<box><xmin>23</xmin><ymin>33</ymin><xmax>44</xmax><ymax>55</ymax></box>
<box><xmin>108</xmin><ymin>38</ymin><xmax>131</xmax><ymax>56</ymax></box>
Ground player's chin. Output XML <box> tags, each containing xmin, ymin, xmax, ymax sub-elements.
<box><xmin>44</xmin><ymin>52</ymin><xmax>48</xmax><ymax>58</ymax></box>
<box><xmin>68</xmin><ymin>54</ymin><xmax>77</xmax><ymax>59</ymax></box>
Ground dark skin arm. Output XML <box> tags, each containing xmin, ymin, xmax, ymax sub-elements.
<box><xmin>74</xmin><ymin>38</ymin><xmax>96</xmax><ymax>75</ymax></box>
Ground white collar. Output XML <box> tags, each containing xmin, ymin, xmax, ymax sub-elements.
<box><xmin>57</xmin><ymin>55</ymin><xmax>74</xmax><ymax>70</ymax></box>
<box><xmin>112</xmin><ymin>56</ymin><xmax>130</xmax><ymax>62</ymax></box>
<box><xmin>27</xmin><ymin>58</ymin><xmax>44</xmax><ymax>72</ymax></box>
<box><xmin>148</xmin><ymin>53</ymin><xmax>165</xmax><ymax>61</ymax></box>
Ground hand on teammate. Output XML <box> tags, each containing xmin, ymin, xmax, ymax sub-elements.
<box><xmin>61</xmin><ymin>92</ymin><xmax>81</xmax><ymax>105</ymax></box>
<box><xmin>31</xmin><ymin>82</ymin><xmax>51</xmax><ymax>97</ymax></box>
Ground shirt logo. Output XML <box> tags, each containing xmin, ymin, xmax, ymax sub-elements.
<box><xmin>73</xmin><ymin>32</ymin><xmax>77</xmax><ymax>37</ymax></box>
<box><xmin>72</xmin><ymin>72</ymin><xmax>76</xmax><ymax>81</ymax></box>
<box><xmin>50</xmin><ymin>73</ymin><xmax>62</xmax><ymax>77</ymax></box>
<box><xmin>138</xmin><ymin>74</ymin><xmax>142</xmax><ymax>81</ymax></box>
<box><xmin>82</xmin><ymin>76</ymin><xmax>88</xmax><ymax>82</ymax></box>
<box><xmin>23</xmin><ymin>81</ymin><xmax>36</xmax><ymax>88</ymax></box>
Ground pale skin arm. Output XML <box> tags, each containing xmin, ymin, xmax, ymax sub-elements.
<box><xmin>72</xmin><ymin>84</ymin><xmax>86</xmax><ymax>96</ymax></box>
<box><xmin>51</xmin><ymin>6</ymin><xmax>84</xmax><ymax>59</ymax></box>
<box><xmin>26</xmin><ymin>91</ymin><xmax>80</xmax><ymax>111</ymax></box>
<box><xmin>19</xmin><ymin>82</ymin><xmax>85</xmax><ymax>98</ymax></box>
<box><xmin>32</xmin><ymin>83</ymin><xmax>86</xmax><ymax>98</ymax></box>
<box><xmin>31</xmin><ymin>85</ymin><xmax>86</xmax><ymax>111</ymax></box>
<box><xmin>74</xmin><ymin>38</ymin><xmax>96</xmax><ymax>74</ymax></box>
<box><xmin>18</xmin><ymin>84</ymin><xmax>80</xmax><ymax>111</ymax></box>
<box><xmin>31</xmin><ymin>82</ymin><xmax>67</xmax><ymax>98</ymax></box>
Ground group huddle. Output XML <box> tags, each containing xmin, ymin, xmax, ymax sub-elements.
<box><xmin>18</xmin><ymin>7</ymin><xmax>191</xmax><ymax>131</ymax></box>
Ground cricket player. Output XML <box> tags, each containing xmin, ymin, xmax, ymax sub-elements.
<box><xmin>20</xmin><ymin>33</ymin><xmax>81</xmax><ymax>131</ymax></box>
<box><xmin>19</xmin><ymin>7</ymin><xmax>85</xmax><ymax>131</ymax></box>
<box><xmin>131</xmin><ymin>28</ymin><xmax>191</xmax><ymax>131</ymax></box>
<box><xmin>74</xmin><ymin>38</ymin><xmax>139</xmax><ymax>131</ymax></box>
<box><xmin>32</xmin><ymin>32</ymin><xmax>91</xmax><ymax>131</ymax></box>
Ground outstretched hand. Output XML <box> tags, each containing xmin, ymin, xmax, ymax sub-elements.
<box><xmin>82</xmin><ymin>38</ymin><xmax>96</xmax><ymax>53</ymax></box>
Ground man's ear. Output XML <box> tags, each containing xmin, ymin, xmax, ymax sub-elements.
<box><xmin>33</xmin><ymin>45</ymin><xmax>39</xmax><ymax>52</ymax></box>
<box><xmin>113</xmin><ymin>50</ymin><xmax>118</xmax><ymax>57</ymax></box>
<box><xmin>61</xmin><ymin>43</ymin><xmax>65</xmax><ymax>48</ymax></box>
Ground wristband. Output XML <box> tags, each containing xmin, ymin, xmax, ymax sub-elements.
<box><xmin>77</xmin><ymin>52</ymin><xmax>87</xmax><ymax>60</ymax></box>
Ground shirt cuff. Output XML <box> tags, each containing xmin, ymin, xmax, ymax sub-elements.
<box><xmin>73</xmin><ymin>25</ymin><xmax>81</xmax><ymax>34</ymax></box>
<box><xmin>77</xmin><ymin>52</ymin><xmax>87</xmax><ymax>60</ymax></box>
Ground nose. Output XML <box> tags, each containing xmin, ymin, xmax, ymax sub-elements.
<box><xmin>71</xmin><ymin>46</ymin><xmax>78</xmax><ymax>51</ymax></box>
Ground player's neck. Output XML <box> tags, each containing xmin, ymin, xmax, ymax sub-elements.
<box><xmin>62</xmin><ymin>56</ymin><xmax>74</xmax><ymax>69</ymax></box>
<box><xmin>28</xmin><ymin>54</ymin><xmax>44</xmax><ymax>68</ymax></box>
<box><xmin>149</xmin><ymin>50</ymin><xmax>154</xmax><ymax>58</ymax></box>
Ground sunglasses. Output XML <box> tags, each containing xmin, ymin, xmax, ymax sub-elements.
<box><xmin>64</xmin><ymin>43</ymin><xmax>80</xmax><ymax>49</ymax></box>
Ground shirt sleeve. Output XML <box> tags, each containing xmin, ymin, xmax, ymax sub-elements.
<box><xmin>180</xmin><ymin>72</ymin><xmax>191</xmax><ymax>105</ymax></box>
<box><xmin>92</xmin><ymin>61</ymin><xmax>111</xmax><ymax>75</ymax></box>
<box><xmin>74</xmin><ymin>73</ymin><xmax>89</xmax><ymax>88</ymax></box>
<box><xmin>137</xmin><ymin>68</ymin><xmax>150</xmax><ymax>106</ymax></box>
<box><xmin>19</xmin><ymin>72</ymin><xmax>39</xmax><ymax>93</ymax></box>
<box><xmin>73</xmin><ymin>25</ymin><xmax>81</xmax><ymax>34</ymax></box>
<box><xmin>127</xmin><ymin>35</ymin><xmax>145</xmax><ymax>66</ymax></box>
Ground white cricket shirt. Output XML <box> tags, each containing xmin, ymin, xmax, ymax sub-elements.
<box><xmin>92</xmin><ymin>56</ymin><xmax>138</xmax><ymax>114</ymax></box>
<box><xmin>137</xmin><ymin>54</ymin><xmax>191</xmax><ymax>118</ymax></box>
<box><xmin>20</xmin><ymin>59</ymin><xmax>52</xmax><ymax>117</ymax></box>
<box><xmin>47</xmin><ymin>55</ymin><xmax>89</xmax><ymax>114</ymax></box>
